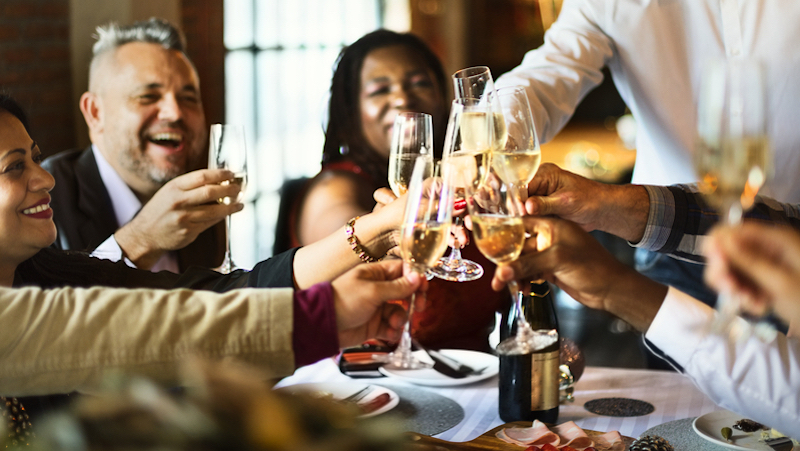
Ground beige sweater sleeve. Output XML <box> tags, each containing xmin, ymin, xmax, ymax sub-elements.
<box><xmin>0</xmin><ymin>285</ymin><xmax>295</xmax><ymax>396</ymax></box>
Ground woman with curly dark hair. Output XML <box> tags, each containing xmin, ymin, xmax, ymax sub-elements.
<box><xmin>293</xmin><ymin>30</ymin><xmax>506</xmax><ymax>352</ymax></box>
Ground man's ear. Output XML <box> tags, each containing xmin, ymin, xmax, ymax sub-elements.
<box><xmin>79</xmin><ymin>91</ymin><xmax>102</xmax><ymax>134</ymax></box>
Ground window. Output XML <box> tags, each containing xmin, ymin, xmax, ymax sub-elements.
<box><xmin>223</xmin><ymin>0</ymin><xmax>398</xmax><ymax>267</ymax></box>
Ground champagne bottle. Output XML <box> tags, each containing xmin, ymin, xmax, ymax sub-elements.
<box><xmin>498</xmin><ymin>280</ymin><xmax>560</xmax><ymax>423</ymax></box>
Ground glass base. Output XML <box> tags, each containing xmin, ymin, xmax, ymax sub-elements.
<box><xmin>215</xmin><ymin>253</ymin><xmax>238</xmax><ymax>274</ymax></box>
<box><xmin>429</xmin><ymin>257</ymin><xmax>484</xmax><ymax>282</ymax></box>
<box><xmin>374</xmin><ymin>347</ymin><xmax>432</xmax><ymax>370</ymax></box>
<box><xmin>496</xmin><ymin>328</ymin><xmax>558</xmax><ymax>355</ymax></box>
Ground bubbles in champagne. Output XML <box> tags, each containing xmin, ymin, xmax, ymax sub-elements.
<box><xmin>400</xmin><ymin>221</ymin><xmax>449</xmax><ymax>269</ymax></box>
<box><xmin>389</xmin><ymin>153</ymin><xmax>432</xmax><ymax>197</ymax></box>
<box><xmin>217</xmin><ymin>174</ymin><xmax>247</xmax><ymax>205</ymax></box>
<box><xmin>471</xmin><ymin>214</ymin><xmax>525</xmax><ymax>265</ymax></box>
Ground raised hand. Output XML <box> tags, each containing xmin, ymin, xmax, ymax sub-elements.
<box><xmin>526</xmin><ymin>163</ymin><xmax>649</xmax><ymax>243</ymax></box>
<box><xmin>705</xmin><ymin>223</ymin><xmax>800</xmax><ymax>330</ymax></box>
<box><xmin>114</xmin><ymin>169</ymin><xmax>243</xmax><ymax>269</ymax></box>
<box><xmin>491</xmin><ymin>216</ymin><xmax>666</xmax><ymax>332</ymax></box>
<box><xmin>331</xmin><ymin>259</ymin><xmax>427</xmax><ymax>348</ymax></box>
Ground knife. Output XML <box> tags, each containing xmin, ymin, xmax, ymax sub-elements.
<box><xmin>412</xmin><ymin>339</ymin><xmax>475</xmax><ymax>378</ymax></box>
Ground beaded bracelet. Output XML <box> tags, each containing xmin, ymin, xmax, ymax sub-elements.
<box><xmin>345</xmin><ymin>216</ymin><xmax>381</xmax><ymax>263</ymax></box>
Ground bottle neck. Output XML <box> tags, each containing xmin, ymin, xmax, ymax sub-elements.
<box><xmin>527</xmin><ymin>281</ymin><xmax>559</xmax><ymax>332</ymax></box>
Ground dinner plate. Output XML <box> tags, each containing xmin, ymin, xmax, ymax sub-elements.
<box><xmin>379</xmin><ymin>349</ymin><xmax>499</xmax><ymax>386</ymax></box>
<box><xmin>692</xmin><ymin>410</ymin><xmax>774</xmax><ymax>450</ymax></box>
<box><xmin>276</xmin><ymin>382</ymin><xmax>399</xmax><ymax>418</ymax></box>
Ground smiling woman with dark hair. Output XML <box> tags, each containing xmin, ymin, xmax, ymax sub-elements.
<box><xmin>291</xmin><ymin>30</ymin><xmax>508</xmax><ymax>352</ymax></box>
<box><xmin>0</xmin><ymin>94</ymin><xmax>423</xmax><ymax>405</ymax></box>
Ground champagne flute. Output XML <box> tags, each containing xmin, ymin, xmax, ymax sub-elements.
<box><xmin>427</xmin><ymin>104</ymin><xmax>485</xmax><ymax>282</ymax></box>
<box><xmin>451</xmin><ymin>100</ymin><xmax>557</xmax><ymax>355</ymax></box>
<box><xmin>428</xmin><ymin>66</ymin><xmax>507</xmax><ymax>282</ymax></box>
<box><xmin>695</xmin><ymin>58</ymin><xmax>772</xmax><ymax>337</ymax></box>
<box><xmin>208</xmin><ymin>124</ymin><xmax>248</xmax><ymax>274</ymax></box>
<box><xmin>388</xmin><ymin>112</ymin><xmax>434</xmax><ymax>197</ymax></box>
<box><xmin>378</xmin><ymin>157</ymin><xmax>453</xmax><ymax>369</ymax></box>
<box><xmin>492</xmin><ymin>86</ymin><xmax>542</xmax><ymax>190</ymax></box>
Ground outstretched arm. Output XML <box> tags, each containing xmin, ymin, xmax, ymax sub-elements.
<box><xmin>492</xmin><ymin>216</ymin><xmax>666</xmax><ymax>331</ymax></box>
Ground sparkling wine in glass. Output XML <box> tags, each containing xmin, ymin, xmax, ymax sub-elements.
<box><xmin>208</xmin><ymin>124</ymin><xmax>248</xmax><ymax>274</ymax></box>
<box><xmin>695</xmin><ymin>58</ymin><xmax>772</xmax><ymax>337</ymax></box>
<box><xmin>378</xmin><ymin>157</ymin><xmax>453</xmax><ymax>369</ymax></box>
<box><xmin>456</xmin><ymin>101</ymin><xmax>557</xmax><ymax>355</ymax></box>
<box><xmin>492</xmin><ymin>86</ymin><xmax>542</xmax><ymax>189</ymax></box>
<box><xmin>388</xmin><ymin>112</ymin><xmax>433</xmax><ymax>197</ymax></box>
<box><xmin>428</xmin><ymin>67</ymin><xmax>508</xmax><ymax>282</ymax></box>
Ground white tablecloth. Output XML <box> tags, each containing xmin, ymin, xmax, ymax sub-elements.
<box><xmin>275</xmin><ymin>359</ymin><xmax>725</xmax><ymax>441</ymax></box>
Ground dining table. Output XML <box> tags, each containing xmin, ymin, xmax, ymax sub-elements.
<box><xmin>274</xmin><ymin>356</ymin><xmax>727</xmax><ymax>444</ymax></box>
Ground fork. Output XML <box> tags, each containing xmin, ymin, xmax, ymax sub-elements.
<box><xmin>343</xmin><ymin>386</ymin><xmax>373</xmax><ymax>403</ymax></box>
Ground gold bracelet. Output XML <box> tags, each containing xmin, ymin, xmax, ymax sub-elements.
<box><xmin>345</xmin><ymin>216</ymin><xmax>380</xmax><ymax>263</ymax></box>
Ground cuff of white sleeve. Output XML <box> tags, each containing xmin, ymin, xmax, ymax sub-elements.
<box><xmin>91</xmin><ymin>235</ymin><xmax>137</xmax><ymax>268</ymax></box>
<box><xmin>645</xmin><ymin>286</ymin><xmax>715</xmax><ymax>369</ymax></box>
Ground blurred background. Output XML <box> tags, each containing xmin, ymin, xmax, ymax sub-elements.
<box><xmin>0</xmin><ymin>0</ymin><xmax>642</xmax><ymax>367</ymax></box>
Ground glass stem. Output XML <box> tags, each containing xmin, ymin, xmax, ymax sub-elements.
<box><xmin>445</xmin><ymin>217</ymin><xmax>465</xmax><ymax>268</ymax></box>
<box><xmin>446</xmin><ymin>241</ymin><xmax>462</xmax><ymax>268</ymax></box>
<box><xmin>222</xmin><ymin>214</ymin><xmax>233</xmax><ymax>273</ymax></box>
<box><xmin>401</xmin><ymin>292</ymin><xmax>416</xmax><ymax>340</ymax></box>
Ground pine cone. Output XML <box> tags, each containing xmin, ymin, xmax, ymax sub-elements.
<box><xmin>629</xmin><ymin>435</ymin><xmax>674</xmax><ymax>451</ymax></box>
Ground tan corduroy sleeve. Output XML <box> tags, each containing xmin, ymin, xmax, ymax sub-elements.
<box><xmin>0</xmin><ymin>285</ymin><xmax>295</xmax><ymax>396</ymax></box>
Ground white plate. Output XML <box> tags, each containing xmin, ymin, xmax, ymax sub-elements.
<box><xmin>693</xmin><ymin>410</ymin><xmax>774</xmax><ymax>450</ymax></box>
<box><xmin>379</xmin><ymin>349</ymin><xmax>499</xmax><ymax>386</ymax></box>
<box><xmin>276</xmin><ymin>382</ymin><xmax>399</xmax><ymax>418</ymax></box>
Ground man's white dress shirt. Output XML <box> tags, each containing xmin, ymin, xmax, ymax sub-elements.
<box><xmin>496</xmin><ymin>0</ymin><xmax>800</xmax><ymax>202</ymax></box>
<box><xmin>647</xmin><ymin>287</ymin><xmax>800</xmax><ymax>437</ymax></box>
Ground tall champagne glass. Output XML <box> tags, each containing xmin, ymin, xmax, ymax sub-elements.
<box><xmin>451</xmin><ymin>100</ymin><xmax>557</xmax><ymax>355</ymax></box>
<box><xmin>492</xmin><ymin>86</ymin><xmax>542</xmax><ymax>190</ymax></box>
<box><xmin>388</xmin><ymin>112</ymin><xmax>433</xmax><ymax>196</ymax></box>
<box><xmin>429</xmin><ymin>66</ymin><xmax>508</xmax><ymax>282</ymax></box>
<box><xmin>452</xmin><ymin>66</ymin><xmax>495</xmax><ymax>100</ymax></box>
<box><xmin>379</xmin><ymin>157</ymin><xmax>453</xmax><ymax>369</ymax></box>
<box><xmin>208</xmin><ymin>124</ymin><xmax>248</xmax><ymax>274</ymax></box>
<box><xmin>695</xmin><ymin>58</ymin><xmax>772</xmax><ymax>336</ymax></box>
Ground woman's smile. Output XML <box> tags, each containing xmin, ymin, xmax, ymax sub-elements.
<box><xmin>22</xmin><ymin>198</ymin><xmax>53</xmax><ymax>219</ymax></box>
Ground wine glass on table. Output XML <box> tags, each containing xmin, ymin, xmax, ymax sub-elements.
<box><xmin>695</xmin><ymin>58</ymin><xmax>772</xmax><ymax>338</ymax></box>
<box><xmin>208</xmin><ymin>124</ymin><xmax>248</xmax><ymax>274</ymax></box>
<box><xmin>377</xmin><ymin>157</ymin><xmax>454</xmax><ymax>369</ymax></box>
<box><xmin>453</xmin><ymin>100</ymin><xmax>557</xmax><ymax>355</ymax></box>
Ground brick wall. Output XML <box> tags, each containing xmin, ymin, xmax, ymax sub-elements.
<box><xmin>0</xmin><ymin>0</ymin><xmax>226</xmax><ymax>157</ymax></box>
<box><xmin>0</xmin><ymin>0</ymin><xmax>75</xmax><ymax>157</ymax></box>
<box><xmin>182</xmin><ymin>0</ymin><xmax>225</xmax><ymax>125</ymax></box>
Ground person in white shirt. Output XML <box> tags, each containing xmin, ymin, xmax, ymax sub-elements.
<box><xmin>486</xmin><ymin>162</ymin><xmax>800</xmax><ymax>436</ymax></box>
<box><xmin>495</xmin><ymin>0</ymin><xmax>800</xmax><ymax>367</ymax></box>
<box><xmin>491</xmin><ymin>216</ymin><xmax>800</xmax><ymax>438</ymax></box>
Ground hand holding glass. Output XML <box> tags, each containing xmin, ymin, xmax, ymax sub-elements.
<box><xmin>377</xmin><ymin>157</ymin><xmax>453</xmax><ymax>369</ymax></box>
<box><xmin>208</xmin><ymin>124</ymin><xmax>248</xmax><ymax>274</ymax></box>
<box><xmin>695</xmin><ymin>58</ymin><xmax>772</xmax><ymax>338</ymax></box>
<box><xmin>453</xmin><ymin>100</ymin><xmax>557</xmax><ymax>355</ymax></box>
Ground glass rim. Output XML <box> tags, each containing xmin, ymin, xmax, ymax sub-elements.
<box><xmin>452</xmin><ymin>65</ymin><xmax>491</xmax><ymax>79</ymax></box>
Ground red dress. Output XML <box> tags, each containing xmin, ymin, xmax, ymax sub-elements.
<box><xmin>291</xmin><ymin>161</ymin><xmax>510</xmax><ymax>352</ymax></box>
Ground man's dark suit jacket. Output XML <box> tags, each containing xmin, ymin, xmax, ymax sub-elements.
<box><xmin>42</xmin><ymin>147</ymin><xmax>225</xmax><ymax>271</ymax></box>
